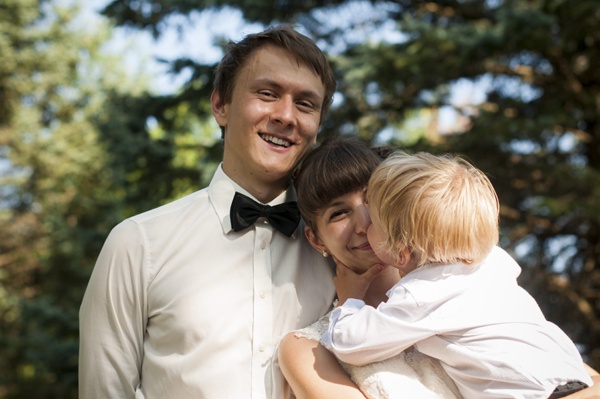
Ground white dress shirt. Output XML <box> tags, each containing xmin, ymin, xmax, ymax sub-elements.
<box><xmin>323</xmin><ymin>246</ymin><xmax>592</xmax><ymax>399</ymax></box>
<box><xmin>79</xmin><ymin>164</ymin><xmax>336</xmax><ymax>399</ymax></box>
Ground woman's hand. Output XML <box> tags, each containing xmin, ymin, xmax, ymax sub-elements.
<box><xmin>563</xmin><ymin>364</ymin><xmax>600</xmax><ymax>399</ymax></box>
<box><xmin>333</xmin><ymin>256</ymin><xmax>384</xmax><ymax>306</ymax></box>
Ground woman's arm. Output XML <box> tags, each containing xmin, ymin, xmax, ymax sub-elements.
<box><xmin>278</xmin><ymin>332</ymin><xmax>367</xmax><ymax>399</ymax></box>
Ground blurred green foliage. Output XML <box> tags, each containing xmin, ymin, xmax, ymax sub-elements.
<box><xmin>1</xmin><ymin>0</ymin><xmax>599</xmax><ymax>397</ymax></box>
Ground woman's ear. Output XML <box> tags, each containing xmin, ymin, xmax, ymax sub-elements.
<box><xmin>304</xmin><ymin>226</ymin><xmax>326</xmax><ymax>254</ymax></box>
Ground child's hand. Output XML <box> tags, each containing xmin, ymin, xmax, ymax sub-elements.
<box><xmin>333</xmin><ymin>256</ymin><xmax>384</xmax><ymax>306</ymax></box>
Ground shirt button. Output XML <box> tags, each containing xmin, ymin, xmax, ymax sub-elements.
<box><xmin>259</xmin><ymin>291</ymin><xmax>265</xmax><ymax>299</ymax></box>
<box><xmin>260</xmin><ymin>242</ymin><xmax>266</xmax><ymax>250</ymax></box>
<box><xmin>259</xmin><ymin>345</ymin><xmax>265</xmax><ymax>352</ymax></box>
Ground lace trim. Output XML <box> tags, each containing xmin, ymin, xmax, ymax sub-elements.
<box><xmin>293</xmin><ymin>312</ymin><xmax>331</xmax><ymax>342</ymax></box>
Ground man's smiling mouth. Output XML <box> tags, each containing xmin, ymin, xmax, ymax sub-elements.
<box><xmin>260</xmin><ymin>134</ymin><xmax>292</xmax><ymax>148</ymax></box>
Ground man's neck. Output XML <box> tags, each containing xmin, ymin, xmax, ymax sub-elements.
<box><xmin>222</xmin><ymin>165</ymin><xmax>290</xmax><ymax>204</ymax></box>
<box><xmin>236</xmin><ymin>180</ymin><xmax>290</xmax><ymax>204</ymax></box>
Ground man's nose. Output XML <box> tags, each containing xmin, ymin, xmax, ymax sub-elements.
<box><xmin>271</xmin><ymin>96</ymin><xmax>295</xmax><ymax>126</ymax></box>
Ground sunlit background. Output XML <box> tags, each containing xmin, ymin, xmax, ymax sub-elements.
<box><xmin>1</xmin><ymin>0</ymin><xmax>599</xmax><ymax>397</ymax></box>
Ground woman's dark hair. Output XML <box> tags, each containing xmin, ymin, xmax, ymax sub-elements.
<box><xmin>294</xmin><ymin>136</ymin><xmax>383</xmax><ymax>231</ymax></box>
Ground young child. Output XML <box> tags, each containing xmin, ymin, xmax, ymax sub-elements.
<box><xmin>321</xmin><ymin>152</ymin><xmax>593</xmax><ymax>399</ymax></box>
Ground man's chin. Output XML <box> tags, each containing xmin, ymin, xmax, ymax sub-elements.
<box><xmin>260</xmin><ymin>157</ymin><xmax>299</xmax><ymax>176</ymax></box>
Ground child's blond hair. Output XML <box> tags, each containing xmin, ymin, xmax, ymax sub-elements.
<box><xmin>367</xmin><ymin>152</ymin><xmax>499</xmax><ymax>267</ymax></box>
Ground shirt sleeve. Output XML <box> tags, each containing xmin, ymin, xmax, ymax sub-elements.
<box><xmin>321</xmin><ymin>288</ymin><xmax>437</xmax><ymax>367</ymax></box>
<box><xmin>79</xmin><ymin>220</ymin><xmax>148</xmax><ymax>399</ymax></box>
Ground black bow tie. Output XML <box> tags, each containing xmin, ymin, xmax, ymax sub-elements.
<box><xmin>230</xmin><ymin>192</ymin><xmax>300</xmax><ymax>237</ymax></box>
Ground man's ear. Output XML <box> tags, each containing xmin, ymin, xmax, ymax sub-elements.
<box><xmin>210</xmin><ymin>90</ymin><xmax>228</xmax><ymax>127</ymax></box>
<box><xmin>304</xmin><ymin>225</ymin><xmax>326</xmax><ymax>254</ymax></box>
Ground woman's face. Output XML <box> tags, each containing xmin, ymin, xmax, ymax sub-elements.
<box><xmin>306</xmin><ymin>188</ymin><xmax>382</xmax><ymax>273</ymax></box>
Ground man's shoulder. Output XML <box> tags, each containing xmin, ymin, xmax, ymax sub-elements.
<box><xmin>103</xmin><ymin>187</ymin><xmax>214</xmax><ymax>252</ymax></box>
<box><xmin>130</xmin><ymin>188</ymin><xmax>210</xmax><ymax>225</ymax></box>
<box><xmin>102</xmin><ymin>189</ymin><xmax>212</xmax><ymax>244</ymax></box>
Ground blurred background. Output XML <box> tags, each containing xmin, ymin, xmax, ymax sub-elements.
<box><xmin>1</xmin><ymin>0</ymin><xmax>599</xmax><ymax>397</ymax></box>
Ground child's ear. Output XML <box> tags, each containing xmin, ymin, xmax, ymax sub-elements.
<box><xmin>395</xmin><ymin>247</ymin><xmax>412</xmax><ymax>267</ymax></box>
<box><xmin>395</xmin><ymin>247</ymin><xmax>418</xmax><ymax>275</ymax></box>
<box><xmin>305</xmin><ymin>226</ymin><xmax>326</xmax><ymax>254</ymax></box>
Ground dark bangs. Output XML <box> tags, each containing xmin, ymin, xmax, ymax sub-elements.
<box><xmin>294</xmin><ymin>137</ymin><xmax>382</xmax><ymax>230</ymax></box>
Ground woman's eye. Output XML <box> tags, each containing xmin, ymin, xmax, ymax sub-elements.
<box><xmin>328</xmin><ymin>209</ymin><xmax>347</xmax><ymax>221</ymax></box>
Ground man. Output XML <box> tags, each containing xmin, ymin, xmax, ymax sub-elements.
<box><xmin>79</xmin><ymin>25</ymin><xmax>337</xmax><ymax>398</ymax></box>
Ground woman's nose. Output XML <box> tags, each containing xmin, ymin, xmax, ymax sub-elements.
<box><xmin>355</xmin><ymin>206</ymin><xmax>371</xmax><ymax>234</ymax></box>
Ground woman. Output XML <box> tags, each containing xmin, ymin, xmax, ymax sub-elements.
<box><xmin>278</xmin><ymin>137</ymin><xmax>600</xmax><ymax>399</ymax></box>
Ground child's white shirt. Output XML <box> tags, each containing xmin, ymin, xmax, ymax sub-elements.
<box><xmin>322</xmin><ymin>246</ymin><xmax>592</xmax><ymax>399</ymax></box>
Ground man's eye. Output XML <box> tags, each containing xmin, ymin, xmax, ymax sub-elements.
<box><xmin>259</xmin><ymin>91</ymin><xmax>276</xmax><ymax>98</ymax></box>
<box><xmin>296</xmin><ymin>100</ymin><xmax>314</xmax><ymax>109</ymax></box>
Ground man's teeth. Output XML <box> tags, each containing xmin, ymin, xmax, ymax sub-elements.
<box><xmin>261</xmin><ymin>134</ymin><xmax>291</xmax><ymax>148</ymax></box>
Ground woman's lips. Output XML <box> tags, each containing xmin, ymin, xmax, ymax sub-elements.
<box><xmin>354</xmin><ymin>242</ymin><xmax>373</xmax><ymax>251</ymax></box>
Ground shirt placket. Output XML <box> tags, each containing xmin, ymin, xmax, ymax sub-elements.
<box><xmin>251</xmin><ymin>222</ymin><xmax>274</xmax><ymax>399</ymax></box>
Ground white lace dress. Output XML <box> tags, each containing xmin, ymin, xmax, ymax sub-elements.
<box><xmin>295</xmin><ymin>313</ymin><xmax>463</xmax><ymax>399</ymax></box>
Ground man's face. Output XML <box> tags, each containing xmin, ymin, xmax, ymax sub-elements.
<box><xmin>212</xmin><ymin>44</ymin><xmax>326</xmax><ymax>200</ymax></box>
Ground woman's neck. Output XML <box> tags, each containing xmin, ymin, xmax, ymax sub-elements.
<box><xmin>363</xmin><ymin>266</ymin><xmax>401</xmax><ymax>307</ymax></box>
